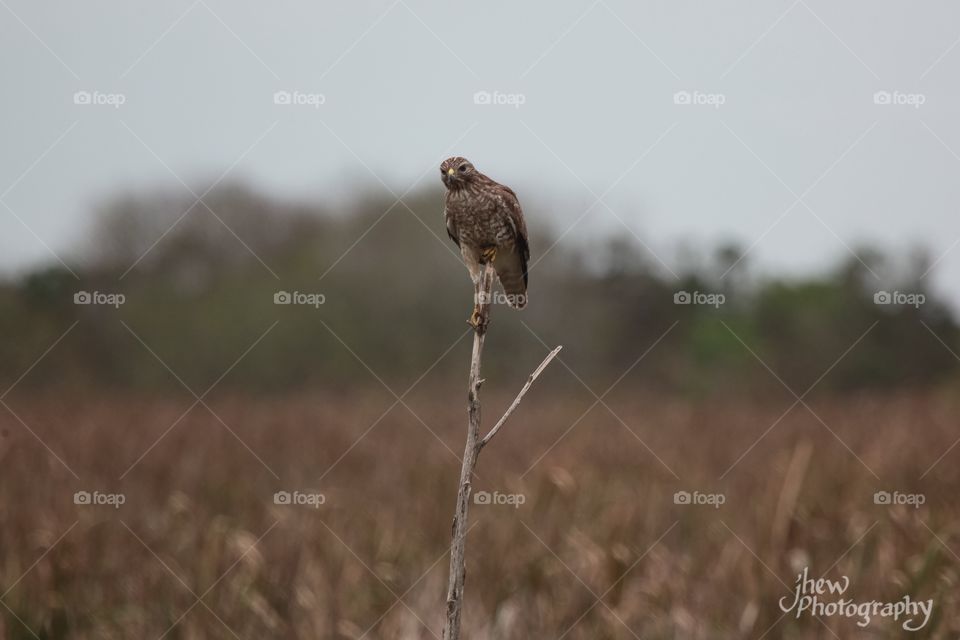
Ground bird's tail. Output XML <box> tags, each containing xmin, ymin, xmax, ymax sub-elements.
<box><xmin>493</xmin><ymin>250</ymin><xmax>528</xmax><ymax>309</ymax></box>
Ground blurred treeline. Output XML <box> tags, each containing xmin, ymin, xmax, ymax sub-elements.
<box><xmin>1</xmin><ymin>183</ymin><xmax>957</xmax><ymax>395</ymax></box>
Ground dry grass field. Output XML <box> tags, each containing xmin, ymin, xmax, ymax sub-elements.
<box><xmin>2</xmin><ymin>382</ymin><xmax>958</xmax><ymax>639</ymax></box>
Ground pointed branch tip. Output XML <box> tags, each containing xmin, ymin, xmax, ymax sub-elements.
<box><xmin>478</xmin><ymin>345</ymin><xmax>562</xmax><ymax>450</ymax></box>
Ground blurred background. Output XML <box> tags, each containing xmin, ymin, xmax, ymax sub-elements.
<box><xmin>1</xmin><ymin>1</ymin><xmax>959</xmax><ymax>638</ymax></box>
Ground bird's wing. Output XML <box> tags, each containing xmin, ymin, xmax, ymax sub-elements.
<box><xmin>495</xmin><ymin>185</ymin><xmax>529</xmax><ymax>286</ymax></box>
<box><xmin>443</xmin><ymin>202</ymin><xmax>460</xmax><ymax>248</ymax></box>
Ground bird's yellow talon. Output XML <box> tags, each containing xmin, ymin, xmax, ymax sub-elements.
<box><xmin>481</xmin><ymin>246</ymin><xmax>497</xmax><ymax>263</ymax></box>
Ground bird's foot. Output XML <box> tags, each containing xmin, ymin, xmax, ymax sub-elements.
<box><xmin>480</xmin><ymin>246</ymin><xmax>498</xmax><ymax>264</ymax></box>
<box><xmin>467</xmin><ymin>305</ymin><xmax>488</xmax><ymax>334</ymax></box>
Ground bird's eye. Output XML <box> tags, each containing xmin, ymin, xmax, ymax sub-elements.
<box><xmin>458</xmin><ymin>164</ymin><xmax>468</xmax><ymax>172</ymax></box>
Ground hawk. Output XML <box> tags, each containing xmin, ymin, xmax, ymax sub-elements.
<box><xmin>441</xmin><ymin>156</ymin><xmax>529</xmax><ymax>327</ymax></box>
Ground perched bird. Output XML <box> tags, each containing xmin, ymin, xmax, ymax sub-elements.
<box><xmin>440</xmin><ymin>157</ymin><xmax>529</xmax><ymax>328</ymax></box>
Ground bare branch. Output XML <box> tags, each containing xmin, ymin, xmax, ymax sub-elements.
<box><xmin>442</xmin><ymin>263</ymin><xmax>562</xmax><ymax>640</ymax></box>
<box><xmin>479</xmin><ymin>345</ymin><xmax>562</xmax><ymax>451</ymax></box>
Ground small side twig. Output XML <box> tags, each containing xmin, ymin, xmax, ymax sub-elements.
<box><xmin>478</xmin><ymin>345</ymin><xmax>562</xmax><ymax>451</ymax></box>
<box><xmin>442</xmin><ymin>263</ymin><xmax>561</xmax><ymax>640</ymax></box>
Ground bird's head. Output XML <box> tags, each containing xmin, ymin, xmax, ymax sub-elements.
<box><xmin>440</xmin><ymin>156</ymin><xmax>476</xmax><ymax>189</ymax></box>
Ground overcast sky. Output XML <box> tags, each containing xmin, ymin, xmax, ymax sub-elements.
<box><xmin>2</xmin><ymin>1</ymin><xmax>959</xmax><ymax>300</ymax></box>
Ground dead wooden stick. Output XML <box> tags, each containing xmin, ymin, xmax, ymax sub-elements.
<box><xmin>479</xmin><ymin>345</ymin><xmax>562</xmax><ymax>451</ymax></box>
<box><xmin>442</xmin><ymin>263</ymin><xmax>561</xmax><ymax>640</ymax></box>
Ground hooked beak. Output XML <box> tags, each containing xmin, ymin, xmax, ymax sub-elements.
<box><xmin>447</xmin><ymin>168</ymin><xmax>456</xmax><ymax>176</ymax></box>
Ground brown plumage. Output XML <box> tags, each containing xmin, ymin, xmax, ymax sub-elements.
<box><xmin>440</xmin><ymin>157</ymin><xmax>529</xmax><ymax>319</ymax></box>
